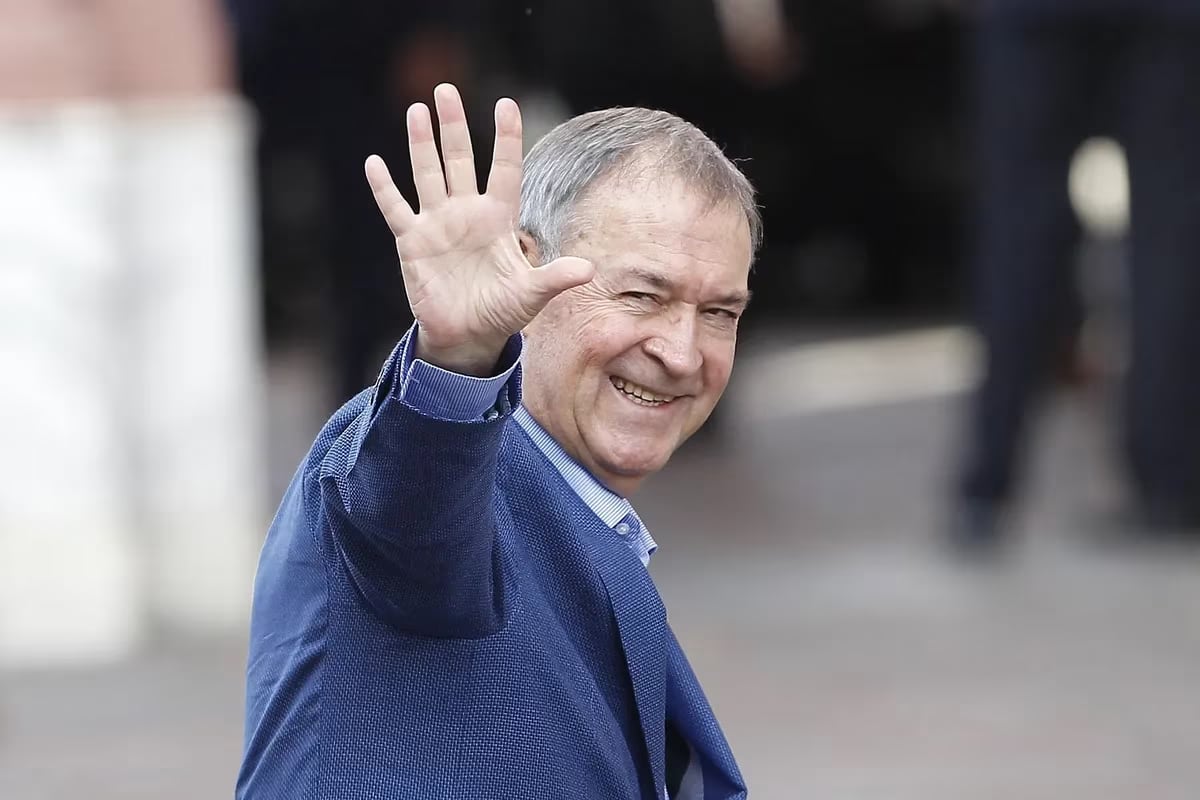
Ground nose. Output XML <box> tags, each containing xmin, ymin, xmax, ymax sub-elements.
<box><xmin>644</xmin><ymin>310</ymin><xmax>702</xmax><ymax>378</ymax></box>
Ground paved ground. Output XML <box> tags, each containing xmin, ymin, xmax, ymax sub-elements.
<box><xmin>4</xmin><ymin>323</ymin><xmax>1199</xmax><ymax>799</ymax></box>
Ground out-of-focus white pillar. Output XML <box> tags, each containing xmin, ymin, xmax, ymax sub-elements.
<box><xmin>0</xmin><ymin>103</ymin><xmax>145</xmax><ymax>667</ymax></box>
<box><xmin>123</xmin><ymin>95</ymin><xmax>264</xmax><ymax>635</ymax></box>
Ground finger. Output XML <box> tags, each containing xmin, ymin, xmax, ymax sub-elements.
<box><xmin>433</xmin><ymin>83</ymin><xmax>478</xmax><ymax>196</ymax></box>
<box><xmin>407</xmin><ymin>102</ymin><xmax>447</xmax><ymax>209</ymax></box>
<box><xmin>486</xmin><ymin>98</ymin><xmax>524</xmax><ymax>209</ymax></box>
<box><xmin>364</xmin><ymin>155</ymin><xmax>416</xmax><ymax>236</ymax></box>
<box><xmin>527</xmin><ymin>257</ymin><xmax>595</xmax><ymax>306</ymax></box>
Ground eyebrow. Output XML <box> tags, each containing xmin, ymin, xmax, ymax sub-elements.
<box><xmin>617</xmin><ymin>266</ymin><xmax>752</xmax><ymax>309</ymax></box>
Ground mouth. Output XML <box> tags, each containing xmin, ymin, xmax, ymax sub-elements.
<box><xmin>610</xmin><ymin>376</ymin><xmax>680</xmax><ymax>407</ymax></box>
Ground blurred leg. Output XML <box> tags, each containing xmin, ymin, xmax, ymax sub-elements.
<box><xmin>111</xmin><ymin>0</ymin><xmax>265</xmax><ymax>632</ymax></box>
<box><xmin>1119</xmin><ymin>21</ymin><xmax>1200</xmax><ymax>524</ymax></box>
<box><xmin>319</xmin><ymin>96</ymin><xmax>412</xmax><ymax>403</ymax></box>
<box><xmin>958</xmin><ymin>19</ymin><xmax>1097</xmax><ymax>513</ymax></box>
<box><xmin>0</xmin><ymin>104</ymin><xmax>143</xmax><ymax>665</ymax></box>
<box><xmin>125</xmin><ymin>96</ymin><xmax>266</xmax><ymax>632</ymax></box>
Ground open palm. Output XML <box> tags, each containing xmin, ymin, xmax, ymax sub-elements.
<box><xmin>365</xmin><ymin>84</ymin><xmax>593</xmax><ymax>373</ymax></box>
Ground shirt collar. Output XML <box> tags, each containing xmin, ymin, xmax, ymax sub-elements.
<box><xmin>514</xmin><ymin>406</ymin><xmax>658</xmax><ymax>561</ymax></box>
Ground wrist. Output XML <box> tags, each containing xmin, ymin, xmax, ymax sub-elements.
<box><xmin>414</xmin><ymin>328</ymin><xmax>510</xmax><ymax>378</ymax></box>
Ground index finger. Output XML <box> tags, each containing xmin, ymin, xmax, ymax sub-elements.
<box><xmin>485</xmin><ymin>98</ymin><xmax>523</xmax><ymax>208</ymax></box>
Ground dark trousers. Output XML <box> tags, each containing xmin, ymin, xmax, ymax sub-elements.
<box><xmin>961</xmin><ymin>15</ymin><xmax>1200</xmax><ymax>514</ymax></box>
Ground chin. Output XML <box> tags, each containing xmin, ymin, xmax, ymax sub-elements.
<box><xmin>596</xmin><ymin>441</ymin><xmax>674</xmax><ymax>482</ymax></box>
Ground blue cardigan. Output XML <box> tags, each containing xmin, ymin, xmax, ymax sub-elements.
<box><xmin>237</xmin><ymin>338</ymin><xmax>746</xmax><ymax>799</ymax></box>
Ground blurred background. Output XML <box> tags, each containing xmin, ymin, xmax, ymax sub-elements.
<box><xmin>2</xmin><ymin>1</ymin><xmax>1199</xmax><ymax>798</ymax></box>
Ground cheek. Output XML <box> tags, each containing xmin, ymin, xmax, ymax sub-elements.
<box><xmin>577</xmin><ymin>324</ymin><xmax>639</xmax><ymax>375</ymax></box>
<box><xmin>554</xmin><ymin>341</ymin><xmax>616</xmax><ymax>414</ymax></box>
<box><xmin>701</xmin><ymin>341</ymin><xmax>737</xmax><ymax>393</ymax></box>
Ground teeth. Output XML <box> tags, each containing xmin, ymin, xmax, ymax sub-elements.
<box><xmin>612</xmin><ymin>377</ymin><xmax>674</xmax><ymax>405</ymax></box>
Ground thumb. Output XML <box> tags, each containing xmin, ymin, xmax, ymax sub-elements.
<box><xmin>527</xmin><ymin>256</ymin><xmax>595</xmax><ymax>304</ymax></box>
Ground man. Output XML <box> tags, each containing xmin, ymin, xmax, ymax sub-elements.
<box><xmin>953</xmin><ymin>0</ymin><xmax>1200</xmax><ymax>551</ymax></box>
<box><xmin>238</xmin><ymin>84</ymin><xmax>759</xmax><ymax>798</ymax></box>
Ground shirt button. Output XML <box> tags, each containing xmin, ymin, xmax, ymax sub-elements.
<box><xmin>484</xmin><ymin>409</ymin><xmax>500</xmax><ymax>421</ymax></box>
<box><xmin>615</xmin><ymin>522</ymin><xmax>631</xmax><ymax>536</ymax></box>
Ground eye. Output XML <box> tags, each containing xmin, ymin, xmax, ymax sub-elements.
<box><xmin>704</xmin><ymin>307</ymin><xmax>740</xmax><ymax>321</ymax></box>
<box><xmin>621</xmin><ymin>291</ymin><xmax>658</xmax><ymax>303</ymax></box>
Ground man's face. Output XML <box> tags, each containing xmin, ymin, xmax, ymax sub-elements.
<box><xmin>521</xmin><ymin>176</ymin><xmax>753</xmax><ymax>496</ymax></box>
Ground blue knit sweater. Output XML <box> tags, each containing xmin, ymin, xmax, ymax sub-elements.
<box><xmin>236</xmin><ymin>335</ymin><xmax>746</xmax><ymax>799</ymax></box>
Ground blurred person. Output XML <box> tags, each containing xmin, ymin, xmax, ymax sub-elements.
<box><xmin>226</xmin><ymin>0</ymin><xmax>480</xmax><ymax>402</ymax></box>
<box><xmin>0</xmin><ymin>0</ymin><xmax>262</xmax><ymax>665</ymax></box>
<box><xmin>953</xmin><ymin>0</ymin><xmax>1200</xmax><ymax>551</ymax></box>
<box><xmin>524</xmin><ymin>0</ymin><xmax>964</xmax><ymax>319</ymax></box>
<box><xmin>238</xmin><ymin>84</ymin><xmax>757</xmax><ymax>799</ymax></box>
<box><xmin>521</xmin><ymin>0</ymin><xmax>797</xmax><ymax>211</ymax></box>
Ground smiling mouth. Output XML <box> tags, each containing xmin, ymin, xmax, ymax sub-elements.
<box><xmin>611</xmin><ymin>377</ymin><xmax>678</xmax><ymax>407</ymax></box>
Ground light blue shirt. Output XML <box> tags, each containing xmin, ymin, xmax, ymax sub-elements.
<box><xmin>398</xmin><ymin>325</ymin><xmax>658</xmax><ymax>567</ymax></box>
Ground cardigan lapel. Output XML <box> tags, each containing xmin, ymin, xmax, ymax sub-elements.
<box><xmin>502</xmin><ymin>425</ymin><xmax>672</xmax><ymax>798</ymax></box>
<box><xmin>575</xmin><ymin>513</ymin><xmax>669</xmax><ymax>799</ymax></box>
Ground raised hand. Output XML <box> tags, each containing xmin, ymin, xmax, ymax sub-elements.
<box><xmin>365</xmin><ymin>83</ymin><xmax>595</xmax><ymax>376</ymax></box>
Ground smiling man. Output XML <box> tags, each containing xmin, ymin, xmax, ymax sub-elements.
<box><xmin>237</xmin><ymin>83</ymin><xmax>759</xmax><ymax>800</ymax></box>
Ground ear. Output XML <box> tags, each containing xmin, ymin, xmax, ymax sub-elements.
<box><xmin>518</xmin><ymin>231</ymin><xmax>542</xmax><ymax>267</ymax></box>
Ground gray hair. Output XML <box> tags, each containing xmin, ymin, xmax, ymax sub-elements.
<box><xmin>518</xmin><ymin>107</ymin><xmax>762</xmax><ymax>260</ymax></box>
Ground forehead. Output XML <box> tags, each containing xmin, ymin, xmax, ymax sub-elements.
<box><xmin>568</xmin><ymin>175</ymin><xmax>753</xmax><ymax>289</ymax></box>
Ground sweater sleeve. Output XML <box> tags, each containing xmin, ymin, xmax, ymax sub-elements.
<box><xmin>311</xmin><ymin>325</ymin><xmax>522</xmax><ymax>638</ymax></box>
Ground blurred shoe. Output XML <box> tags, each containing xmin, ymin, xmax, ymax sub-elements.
<box><xmin>1085</xmin><ymin>500</ymin><xmax>1200</xmax><ymax>550</ymax></box>
<box><xmin>946</xmin><ymin>499</ymin><xmax>1008</xmax><ymax>561</ymax></box>
<box><xmin>1141</xmin><ymin>497</ymin><xmax>1200</xmax><ymax>534</ymax></box>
